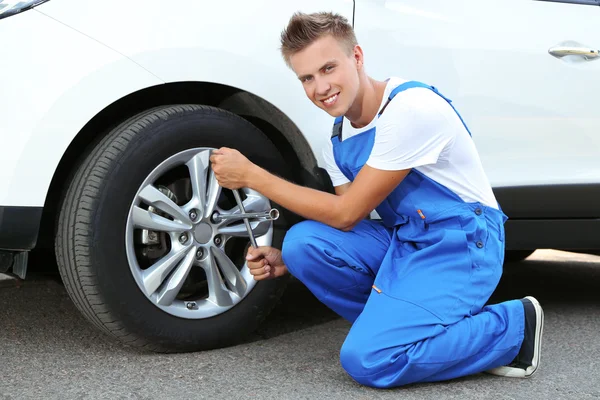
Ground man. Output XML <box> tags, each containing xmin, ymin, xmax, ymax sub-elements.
<box><xmin>210</xmin><ymin>11</ymin><xmax>543</xmax><ymax>388</ymax></box>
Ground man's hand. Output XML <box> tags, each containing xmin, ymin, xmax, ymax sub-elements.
<box><xmin>246</xmin><ymin>246</ymin><xmax>288</xmax><ymax>281</ymax></box>
<box><xmin>209</xmin><ymin>148</ymin><xmax>409</xmax><ymax>233</ymax></box>
<box><xmin>210</xmin><ymin>147</ymin><xmax>256</xmax><ymax>190</ymax></box>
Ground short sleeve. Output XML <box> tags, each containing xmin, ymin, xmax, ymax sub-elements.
<box><xmin>322</xmin><ymin>138</ymin><xmax>350</xmax><ymax>186</ymax></box>
<box><xmin>366</xmin><ymin>88</ymin><xmax>456</xmax><ymax>171</ymax></box>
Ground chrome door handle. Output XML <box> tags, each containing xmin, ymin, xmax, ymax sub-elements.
<box><xmin>549</xmin><ymin>46</ymin><xmax>599</xmax><ymax>59</ymax></box>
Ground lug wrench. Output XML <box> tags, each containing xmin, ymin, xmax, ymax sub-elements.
<box><xmin>232</xmin><ymin>189</ymin><xmax>277</xmax><ymax>248</ymax></box>
<box><xmin>214</xmin><ymin>209</ymin><xmax>279</xmax><ymax>223</ymax></box>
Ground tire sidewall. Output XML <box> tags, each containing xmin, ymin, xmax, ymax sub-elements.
<box><xmin>89</xmin><ymin>106</ymin><xmax>289</xmax><ymax>350</ymax></box>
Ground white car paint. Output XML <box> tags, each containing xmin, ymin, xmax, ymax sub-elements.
<box><xmin>0</xmin><ymin>0</ymin><xmax>353</xmax><ymax>207</ymax></box>
<box><xmin>0</xmin><ymin>9</ymin><xmax>162</xmax><ymax>206</ymax></box>
<box><xmin>0</xmin><ymin>0</ymin><xmax>598</xmax><ymax>210</ymax></box>
<box><xmin>354</xmin><ymin>0</ymin><xmax>600</xmax><ymax>187</ymax></box>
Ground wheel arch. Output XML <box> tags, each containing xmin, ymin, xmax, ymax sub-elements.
<box><xmin>37</xmin><ymin>81</ymin><xmax>331</xmax><ymax>249</ymax></box>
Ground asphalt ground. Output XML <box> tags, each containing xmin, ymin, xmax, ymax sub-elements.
<box><xmin>1</xmin><ymin>249</ymin><xmax>600</xmax><ymax>399</ymax></box>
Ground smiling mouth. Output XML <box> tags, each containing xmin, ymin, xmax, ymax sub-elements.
<box><xmin>321</xmin><ymin>93</ymin><xmax>339</xmax><ymax>107</ymax></box>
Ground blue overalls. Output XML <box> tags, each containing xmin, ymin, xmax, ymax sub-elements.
<box><xmin>281</xmin><ymin>82</ymin><xmax>525</xmax><ymax>388</ymax></box>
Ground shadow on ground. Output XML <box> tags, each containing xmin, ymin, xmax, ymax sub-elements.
<box><xmin>255</xmin><ymin>250</ymin><xmax>600</xmax><ymax>341</ymax></box>
<box><xmin>491</xmin><ymin>251</ymin><xmax>600</xmax><ymax>306</ymax></box>
<box><xmin>2</xmin><ymin>249</ymin><xmax>600</xmax><ymax>351</ymax></box>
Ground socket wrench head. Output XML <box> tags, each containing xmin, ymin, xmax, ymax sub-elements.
<box><xmin>268</xmin><ymin>208</ymin><xmax>279</xmax><ymax>221</ymax></box>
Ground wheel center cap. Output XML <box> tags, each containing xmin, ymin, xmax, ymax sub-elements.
<box><xmin>193</xmin><ymin>222</ymin><xmax>213</xmax><ymax>244</ymax></box>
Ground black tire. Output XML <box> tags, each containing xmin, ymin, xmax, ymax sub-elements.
<box><xmin>505</xmin><ymin>250</ymin><xmax>536</xmax><ymax>263</ymax></box>
<box><xmin>55</xmin><ymin>105</ymin><xmax>292</xmax><ymax>353</ymax></box>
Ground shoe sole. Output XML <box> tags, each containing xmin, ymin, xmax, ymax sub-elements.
<box><xmin>485</xmin><ymin>296</ymin><xmax>544</xmax><ymax>378</ymax></box>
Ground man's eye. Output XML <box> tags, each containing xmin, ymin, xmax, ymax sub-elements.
<box><xmin>302</xmin><ymin>77</ymin><xmax>312</xmax><ymax>83</ymax></box>
<box><xmin>325</xmin><ymin>65</ymin><xmax>335</xmax><ymax>72</ymax></box>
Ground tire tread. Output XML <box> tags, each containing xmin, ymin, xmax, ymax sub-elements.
<box><xmin>55</xmin><ymin>105</ymin><xmax>288</xmax><ymax>352</ymax></box>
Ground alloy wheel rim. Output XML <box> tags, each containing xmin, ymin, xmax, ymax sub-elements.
<box><xmin>124</xmin><ymin>148</ymin><xmax>273</xmax><ymax>319</ymax></box>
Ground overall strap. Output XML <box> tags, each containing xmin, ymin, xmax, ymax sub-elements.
<box><xmin>378</xmin><ymin>81</ymin><xmax>473</xmax><ymax>137</ymax></box>
<box><xmin>331</xmin><ymin>116</ymin><xmax>344</xmax><ymax>140</ymax></box>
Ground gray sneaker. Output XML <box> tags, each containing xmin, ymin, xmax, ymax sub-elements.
<box><xmin>486</xmin><ymin>296</ymin><xmax>544</xmax><ymax>378</ymax></box>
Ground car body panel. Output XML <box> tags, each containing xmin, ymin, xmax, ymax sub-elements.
<box><xmin>0</xmin><ymin>0</ymin><xmax>598</xmax><ymax>252</ymax></box>
<box><xmin>0</xmin><ymin>10</ymin><xmax>163</xmax><ymax>206</ymax></box>
<box><xmin>0</xmin><ymin>0</ymin><xmax>354</xmax><ymax>207</ymax></box>
<box><xmin>354</xmin><ymin>0</ymin><xmax>600</xmax><ymax>188</ymax></box>
<box><xmin>37</xmin><ymin>0</ymin><xmax>352</xmax><ymax>196</ymax></box>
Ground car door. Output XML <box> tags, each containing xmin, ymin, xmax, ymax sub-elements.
<box><xmin>353</xmin><ymin>0</ymin><xmax>600</xmax><ymax>217</ymax></box>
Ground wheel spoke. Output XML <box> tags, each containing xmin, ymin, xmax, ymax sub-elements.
<box><xmin>186</xmin><ymin>150</ymin><xmax>210</xmax><ymax>212</ymax></box>
<box><xmin>217</xmin><ymin>191</ymin><xmax>271</xmax><ymax>237</ymax></box>
<box><xmin>141</xmin><ymin>247</ymin><xmax>190</xmax><ymax>296</ymax></box>
<box><xmin>201</xmin><ymin>251</ymin><xmax>233</xmax><ymax>307</ymax></box>
<box><xmin>156</xmin><ymin>246</ymin><xmax>197</xmax><ymax>306</ymax></box>
<box><xmin>217</xmin><ymin>219</ymin><xmax>271</xmax><ymax>238</ymax></box>
<box><xmin>228</xmin><ymin>193</ymin><xmax>270</xmax><ymax>215</ymax></box>
<box><xmin>204</xmin><ymin>168</ymin><xmax>222</xmax><ymax>218</ymax></box>
<box><xmin>211</xmin><ymin>246</ymin><xmax>247</xmax><ymax>297</ymax></box>
<box><xmin>132</xmin><ymin>206</ymin><xmax>192</xmax><ymax>232</ymax></box>
<box><xmin>138</xmin><ymin>185</ymin><xmax>191</xmax><ymax>224</ymax></box>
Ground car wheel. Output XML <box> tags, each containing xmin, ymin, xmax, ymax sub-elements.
<box><xmin>55</xmin><ymin>105</ymin><xmax>292</xmax><ymax>352</ymax></box>
<box><xmin>505</xmin><ymin>250</ymin><xmax>536</xmax><ymax>263</ymax></box>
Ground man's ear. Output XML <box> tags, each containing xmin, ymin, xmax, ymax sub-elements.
<box><xmin>353</xmin><ymin>44</ymin><xmax>364</xmax><ymax>69</ymax></box>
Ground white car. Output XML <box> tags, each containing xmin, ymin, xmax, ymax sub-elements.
<box><xmin>1</xmin><ymin>0</ymin><xmax>598</xmax><ymax>352</ymax></box>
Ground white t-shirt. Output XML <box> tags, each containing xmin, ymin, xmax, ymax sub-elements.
<box><xmin>322</xmin><ymin>77</ymin><xmax>499</xmax><ymax>209</ymax></box>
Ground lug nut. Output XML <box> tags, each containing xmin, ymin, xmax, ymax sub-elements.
<box><xmin>196</xmin><ymin>249</ymin><xmax>204</xmax><ymax>260</ymax></box>
<box><xmin>179</xmin><ymin>233</ymin><xmax>188</xmax><ymax>244</ymax></box>
<box><xmin>214</xmin><ymin>235</ymin><xmax>222</xmax><ymax>246</ymax></box>
<box><xmin>189</xmin><ymin>209</ymin><xmax>198</xmax><ymax>221</ymax></box>
<box><xmin>186</xmin><ymin>302</ymin><xmax>198</xmax><ymax>310</ymax></box>
<box><xmin>211</xmin><ymin>211</ymin><xmax>221</xmax><ymax>224</ymax></box>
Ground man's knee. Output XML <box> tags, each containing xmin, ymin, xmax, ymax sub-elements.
<box><xmin>340</xmin><ymin>334</ymin><xmax>420</xmax><ymax>388</ymax></box>
<box><xmin>340</xmin><ymin>336</ymin><xmax>392</xmax><ymax>388</ymax></box>
<box><xmin>281</xmin><ymin>220</ymin><xmax>328</xmax><ymax>277</ymax></box>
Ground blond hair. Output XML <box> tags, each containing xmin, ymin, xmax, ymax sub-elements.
<box><xmin>280</xmin><ymin>12</ymin><xmax>358</xmax><ymax>68</ymax></box>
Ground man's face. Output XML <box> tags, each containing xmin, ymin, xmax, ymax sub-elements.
<box><xmin>289</xmin><ymin>35</ymin><xmax>360</xmax><ymax>117</ymax></box>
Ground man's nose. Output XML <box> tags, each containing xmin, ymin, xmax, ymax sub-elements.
<box><xmin>315</xmin><ymin>78</ymin><xmax>331</xmax><ymax>97</ymax></box>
